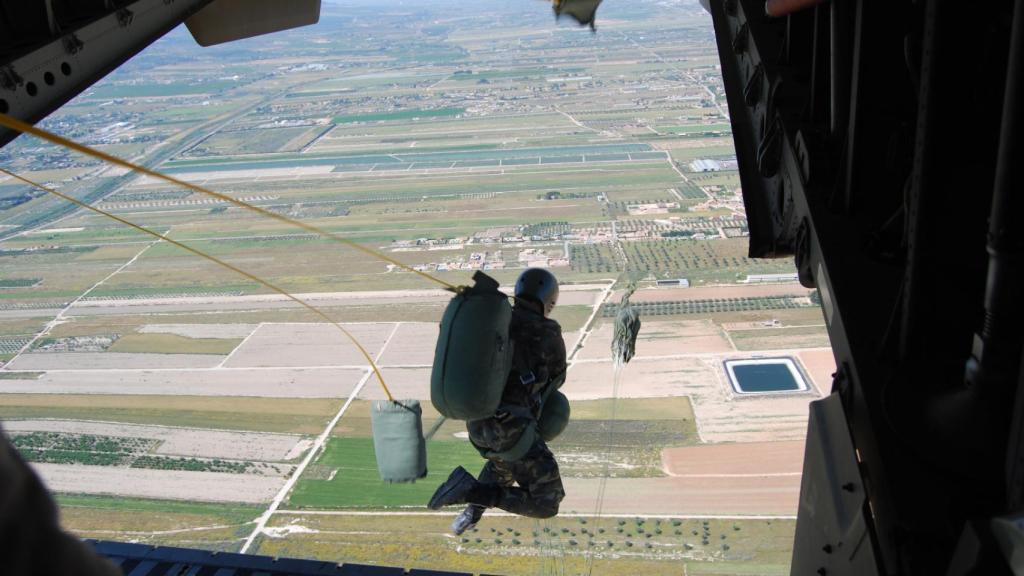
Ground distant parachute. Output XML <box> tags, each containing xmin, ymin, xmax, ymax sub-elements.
<box><xmin>551</xmin><ymin>0</ymin><xmax>603</xmax><ymax>31</ymax></box>
<box><xmin>612</xmin><ymin>282</ymin><xmax>642</xmax><ymax>365</ymax></box>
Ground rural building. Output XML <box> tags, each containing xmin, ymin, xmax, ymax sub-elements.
<box><xmin>744</xmin><ymin>273</ymin><xmax>800</xmax><ymax>283</ymax></box>
<box><xmin>689</xmin><ymin>158</ymin><xmax>722</xmax><ymax>172</ymax></box>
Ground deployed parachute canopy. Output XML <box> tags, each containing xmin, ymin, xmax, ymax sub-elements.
<box><xmin>612</xmin><ymin>282</ymin><xmax>642</xmax><ymax>365</ymax></box>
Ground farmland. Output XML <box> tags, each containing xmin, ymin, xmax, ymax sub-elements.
<box><xmin>258</xmin><ymin>514</ymin><xmax>796</xmax><ymax>576</ymax></box>
<box><xmin>0</xmin><ymin>0</ymin><xmax>832</xmax><ymax>574</ymax></box>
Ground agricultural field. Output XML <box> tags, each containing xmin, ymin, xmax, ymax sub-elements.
<box><xmin>0</xmin><ymin>0</ymin><xmax>833</xmax><ymax>574</ymax></box>
<box><xmin>257</xmin><ymin>514</ymin><xmax>795</xmax><ymax>576</ymax></box>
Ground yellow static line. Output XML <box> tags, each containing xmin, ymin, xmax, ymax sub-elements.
<box><xmin>0</xmin><ymin>113</ymin><xmax>458</xmax><ymax>293</ymax></box>
<box><xmin>0</xmin><ymin>168</ymin><xmax>394</xmax><ymax>402</ymax></box>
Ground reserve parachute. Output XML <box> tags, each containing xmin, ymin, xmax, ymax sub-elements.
<box><xmin>431</xmin><ymin>271</ymin><xmax>514</xmax><ymax>421</ymax></box>
<box><xmin>538</xmin><ymin>390</ymin><xmax>570</xmax><ymax>442</ymax></box>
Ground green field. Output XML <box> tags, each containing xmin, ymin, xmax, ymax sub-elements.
<box><xmin>288</xmin><ymin>397</ymin><xmax>698</xmax><ymax>508</ymax></box>
<box><xmin>0</xmin><ymin>394</ymin><xmax>339</xmax><ymax>434</ymax></box>
<box><xmin>660</xmin><ymin>123</ymin><xmax>732</xmax><ymax>134</ymax></box>
<box><xmin>332</xmin><ymin>107</ymin><xmax>466</xmax><ymax>124</ymax></box>
<box><xmin>86</xmin><ymin>80</ymin><xmax>242</xmax><ymax>99</ymax></box>
<box><xmin>286</xmin><ymin>437</ymin><xmax>483</xmax><ymax>509</ymax></box>
<box><xmin>0</xmin><ymin>277</ymin><xmax>40</xmax><ymax>287</ymax></box>
<box><xmin>57</xmin><ymin>494</ymin><xmax>260</xmax><ymax>552</ymax></box>
<box><xmin>258</xmin><ymin>514</ymin><xmax>795</xmax><ymax>576</ymax></box>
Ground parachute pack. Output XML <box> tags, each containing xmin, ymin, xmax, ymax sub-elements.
<box><xmin>430</xmin><ymin>271</ymin><xmax>571</xmax><ymax>458</ymax></box>
<box><xmin>431</xmin><ymin>271</ymin><xmax>515</xmax><ymax>421</ymax></box>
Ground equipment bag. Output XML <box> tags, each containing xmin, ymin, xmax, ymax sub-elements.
<box><xmin>431</xmin><ymin>271</ymin><xmax>514</xmax><ymax>421</ymax></box>
<box><xmin>538</xmin><ymin>390</ymin><xmax>570</xmax><ymax>442</ymax></box>
<box><xmin>370</xmin><ymin>399</ymin><xmax>427</xmax><ymax>483</ymax></box>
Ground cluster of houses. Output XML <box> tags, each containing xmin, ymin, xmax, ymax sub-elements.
<box><xmin>405</xmin><ymin>248</ymin><xmax>569</xmax><ymax>273</ymax></box>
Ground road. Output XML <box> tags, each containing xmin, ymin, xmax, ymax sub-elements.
<box><xmin>239</xmin><ymin>322</ymin><xmax>403</xmax><ymax>553</ymax></box>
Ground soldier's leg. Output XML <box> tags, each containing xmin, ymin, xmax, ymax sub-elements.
<box><xmin>454</xmin><ymin>459</ymin><xmax>515</xmax><ymax>533</ymax></box>
<box><xmin>464</xmin><ymin>441</ymin><xmax>564</xmax><ymax>519</ymax></box>
<box><xmin>479</xmin><ymin>458</ymin><xmax>516</xmax><ymax>487</ymax></box>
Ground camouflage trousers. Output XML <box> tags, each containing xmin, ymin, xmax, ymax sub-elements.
<box><xmin>465</xmin><ymin>439</ymin><xmax>565</xmax><ymax>519</ymax></box>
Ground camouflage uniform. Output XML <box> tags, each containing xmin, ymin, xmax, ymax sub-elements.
<box><xmin>463</xmin><ymin>303</ymin><xmax>567</xmax><ymax>519</ymax></box>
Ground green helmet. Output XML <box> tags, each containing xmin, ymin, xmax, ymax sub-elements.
<box><xmin>515</xmin><ymin>268</ymin><xmax>559</xmax><ymax>317</ymax></box>
<box><xmin>538</xmin><ymin>391</ymin><xmax>570</xmax><ymax>442</ymax></box>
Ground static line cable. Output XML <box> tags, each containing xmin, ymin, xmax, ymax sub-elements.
<box><xmin>0</xmin><ymin>167</ymin><xmax>395</xmax><ymax>402</ymax></box>
<box><xmin>0</xmin><ymin>113</ymin><xmax>459</xmax><ymax>293</ymax></box>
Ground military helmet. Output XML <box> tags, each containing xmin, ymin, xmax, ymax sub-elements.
<box><xmin>515</xmin><ymin>268</ymin><xmax>559</xmax><ymax>316</ymax></box>
<box><xmin>538</xmin><ymin>391</ymin><xmax>570</xmax><ymax>442</ymax></box>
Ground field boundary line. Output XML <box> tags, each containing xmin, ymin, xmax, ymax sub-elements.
<box><xmin>271</xmin><ymin>510</ymin><xmax>798</xmax><ymax>520</ymax></box>
<box><xmin>666</xmin><ymin>473</ymin><xmax>803</xmax><ymax>478</ymax></box>
<box><xmin>9</xmin><ymin>363</ymin><xmax>433</xmax><ymax>374</ymax></box>
<box><xmin>217</xmin><ymin>323</ymin><xmax>264</xmax><ymax>368</ymax></box>
<box><xmin>570</xmin><ymin>346</ymin><xmax>835</xmax><ymax>363</ymax></box>
<box><xmin>2</xmin><ymin>233</ymin><xmax>164</xmax><ymax>370</ymax></box>
<box><xmin>0</xmin><ymin>416</ymin><xmax>309</xmax><ymax>437</ymax></box>
<box><xmin>239</xmin><ymin>322</ymin><xmax>402</xmax><ymax>553</ymax></box>
<box><xmin>567</xmin><ymin>278</ymin><xmax>617</xmax><ymax>364</ymax></box>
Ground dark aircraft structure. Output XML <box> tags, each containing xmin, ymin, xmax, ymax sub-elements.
<box><xmin>1</xmin><ymin>0</ymin><xmax>1023</xmax><ymax>574</ymax></box>
<box><xmin>706</xmin><ymin>0</ymin><xmax>1024</xmax><ymax>574</ymax></box>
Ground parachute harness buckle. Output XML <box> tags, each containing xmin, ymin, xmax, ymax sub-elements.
<box><xmin>520</xmin><ymin>371</ymin><xmax>537</xmax><ymax>386</ymax></box>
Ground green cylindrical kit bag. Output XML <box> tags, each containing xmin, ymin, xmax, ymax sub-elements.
<box><xmin>370</xmin><ymin>399</ymin><xmax>427</xmax><ymax>483</ymax></box>
<box><xmin>431</xmin><ymin>271</ymin><xmax>514</xmax><ymax>421</ymax></box>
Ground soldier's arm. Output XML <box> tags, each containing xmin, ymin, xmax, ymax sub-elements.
<box><xmin>0</xmin><ymin>425</ymin><xmax>121</xmax><ymax>576</ymax></box>
<box><xmin>544</xmin><ymin>320</ymin><xmax>568</xmax><ymax>389</ymax></box>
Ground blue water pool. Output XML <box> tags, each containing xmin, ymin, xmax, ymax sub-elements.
<box><xmin>724</xmin><ymin>357</ymin><xmax>809</xmax><ymax>394</ymax></box>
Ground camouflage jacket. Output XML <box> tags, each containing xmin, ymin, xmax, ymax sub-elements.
<box><xmin>467</xmin><ymin>304</ymin><xmax>567</xmax><ymax>458</ymax></box>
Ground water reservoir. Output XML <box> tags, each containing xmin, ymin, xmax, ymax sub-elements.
<box><xmin>724</xmin><ymin>357</ymin><xmax>809</xmax><ymax>394</ymax></box>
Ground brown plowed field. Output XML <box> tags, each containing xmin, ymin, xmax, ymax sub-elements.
<box><xmin>562</xmin><ymin>474</ymin><xmax>799</xmax><ymax>516</ymax></box>
<box><xmin>662</xmin><ymin>440</ymin><xmax>805</xmax><ymax>477</ymax></box>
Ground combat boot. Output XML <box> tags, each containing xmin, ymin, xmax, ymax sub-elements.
<box><xmin>451</xmin><ymin>504</ymin><xmax>485</xmax><ymax>535</ymax></box>
<box><xmin>428</xmin><ymin>466</ymin><xmax>478</xmax><ymax>509</ymax></box>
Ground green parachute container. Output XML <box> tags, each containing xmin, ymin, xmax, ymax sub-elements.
<box><xmin>431</xmin><ymin>271</ymin><xmax>514</xmax><ymax>421</ymax></box>
<box><xmin>538</xmin><ymin>391</ymin><xmax>571</xmax><ymax>442</ymax></box>
<box><xmin>370</xmin><ymin>399</ymin><xmax>427</xmax><ymax>483</ymax></box>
